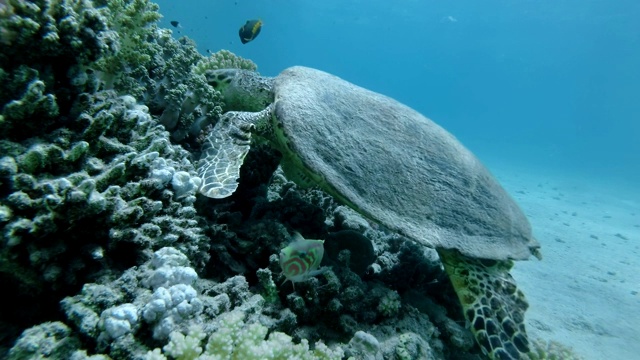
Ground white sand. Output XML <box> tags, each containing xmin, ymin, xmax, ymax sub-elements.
<box><xmin>491</xmin><ymin>164</ymin><xmax>640</xmax><ymax>359</ymax></box>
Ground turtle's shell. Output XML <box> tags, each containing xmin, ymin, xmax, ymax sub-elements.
<box><xmin>273</xmin><ymin>66</ymin><xmax>539</xmax><ymax>261</ymax></box>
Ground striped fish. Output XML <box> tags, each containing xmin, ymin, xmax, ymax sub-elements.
<box><xmin>279</xmin><ymin>232</ymin><xmax>326</xmax><ymax>287</ymax></box>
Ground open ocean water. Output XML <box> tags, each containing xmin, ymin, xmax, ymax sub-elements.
<box><xmin>157</xmin><ymin>0</ymin><xmax>640</xmax><ymax>186</ymax></box>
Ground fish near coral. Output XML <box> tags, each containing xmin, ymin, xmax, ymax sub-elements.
<box><xmin>279</xmin><ymin>232</ymin><xmax>326</xmax><ymax>287</ymax></box>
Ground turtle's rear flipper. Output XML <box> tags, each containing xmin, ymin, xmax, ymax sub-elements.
<box><xmin>439</xmin><ymin>249</ymin><xmax>530</xmax><ymax>360</ymax></box>
<box><xmin>197</xmin><ymin>112</ymin><xmax>254</xmax><ymax>198</ymax></box>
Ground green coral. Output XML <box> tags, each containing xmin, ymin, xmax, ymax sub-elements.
<box><xmin>193</xmin><ymin>49</ymin><xmax>257</xmax><ymax>75</ymax></box>
<box><xmin>0</xmin><ymin>0</ymin><xmax>243</xmax><ymax>143</ymax></box>
<box><xmin>80</xmin><ymin>0</ymin><xmax>231</xmax><ymax>142</ymax></box>
<box><xmin>395</xmin><ymin>332</ymin><xmax>433</xmax><ymax>360</ymax></box>
<box><xmin>0</xmin><ymin>0</ymin><xmax>113</xmax><ymax>66</ymax></box>
<box><xmin>90</xmin><ymin>3</ymin><xmax>225</xmax><ymax>140</ymax></box>
<box><xmin>377</xmin><ymin>289</ymin><xmax>401</xmax><ymax>317</ymax></box>
<box><xmin>256</xmin><ymin>268</ymin><xmax>279</xmax><ymax>304</ymax></box>
<box><xmin>90</xmin><ymin>0</ymin><xmax>163</xmax><ymax>96</ymax></box>
<box><xmin>2</xmin><ymin>78</ymin><xmax>58</xmax><ymax>123</ymax></box>
<box><xmin>7</xmin><ymin>321</ymin><xmax>81</xmax><ymax>360</ymax></box>
<box><xmin>92</xmin><ymin>0</ymin><xmax>161</xmax><ymax>81</ymax></box>
<box><xmin>147</xmin><ymin>311</ymin><xmax>344</xmax><ymax>360</ymax></box>
<box><xmin>0</xmin><ymin>0</ymin><xmax>115</xmax><ymax>137</ymax></box>
<box><xmin>149</xmin><ymin>36</ymin><xmax>222</xmax><ymax>140</ymax></box>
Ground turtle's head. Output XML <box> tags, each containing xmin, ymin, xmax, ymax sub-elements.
<box><xmin>205</xmin><ymin>69</ymin><xmax>274</xmax><ymax>112</ymax></box>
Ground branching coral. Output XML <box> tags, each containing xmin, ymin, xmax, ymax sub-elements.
<box><xmin>147</xmin><ymin>311</ymin><xmax>344</xmax><ymax>360</ymax></box>
<box><xmin>193</xmin><ymin>49</ymin><xmax>258</xmax><ymax>75</ymax></box>
<box><xmin>92</xmin><ymin>0</ymin><xmax>161</xmax><ymax>78</ymax></box>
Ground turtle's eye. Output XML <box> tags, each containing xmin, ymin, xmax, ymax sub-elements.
<box><xmin>240</xmin><ymin>123</ymin><xmax>255</xmax><ymax>132</ymax></box>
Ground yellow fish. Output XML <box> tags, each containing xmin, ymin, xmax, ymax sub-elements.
<box><xmin>279</xmin><ymin>232</ymin><xmax>326</xmax><ymax>287</ymax></box>
<box><xmin>239</xmin><ymin>19</ymin><xmax>262</xmax><ymax>44</ymax></box>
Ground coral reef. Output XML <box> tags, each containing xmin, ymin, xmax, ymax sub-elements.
<box><xmin>1</xmin><ymin>1</ymin><xmax>573</xmax><ymax>360</ymax></box>
<box><xmin>0</xmin><ymin>0</ymin><xmax>116</xmax><ymax>137</ymax></box>
<box><xmin>8</xmin><ymin>247</ymin><xmax>258</xmax><ymax>358</ymax></box>
<box><xmin>150</xmin><ymin>311</ymin><xmax>344</xmax><ymax>360</ymax></box>
<box><xmin>89</xmin><ymin>0</ymin><xmax>221</xmax><ymax>143</ymax></box>
<box><xmin>0</xmin><ymin>0</ymin><xmax>232</xmax><ymax>351</ymax></box>
<box><xmin>0</xmin><ymin>90</ymin><xmax>209</xmax><ymax>345</ymax></box>
<box><xmin>7</xmin><ymin>246</ymin><xmax>348</xmax><ymax>359</ymax></box>
<box><xmin>195</xmin><ymin>172</ymin><xmax>464</xmax><ymax>359</ymax></box>
<box><xmin>92</xmin><ymin>2</ymin><xmax>257</xmax><ymax>143</ymax></box>
<box><xmin>7</xmin><ymin>321</ymin><xmax>81</xmax><ymax>360</ymax></box>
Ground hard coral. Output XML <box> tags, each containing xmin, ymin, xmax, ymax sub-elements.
<box><xmin>150</xmin><ymin>310</ymin><xmax>344</xmax><ymax>360</ymax></box>
<box><xmin>0</xmin><ymin>1</ymin><xmax>231</xmax><ymax>350</ymax></box>
<box><xmin>0</xmin><ymin>92</ymin><xmax>209</xmax><ymax>349</ymax></box>
<box><xmin>35</xmin><ymin>247</ymin><xmax>274</xmax><ymax>359</ymax></box>
<box><xmin>89</xmin><ymin>1</ymin><xmax>255</xmax><ymax>143</ymax></box>
<box><xmin>92</xmin><ymin>0</ymin><xmax>161</xmax><ymax>78</ymax></box>
<box><xmin>193</xmin><ymin>49</ymin><xmax>258</xmax><ymax>75</ymax></box>
<box><xmin>0</xmin><ymin>0</ymin><xmax>113</xmax><ymax>66</ymax></box>
<box><xmin>0</xmin><ymin>0</ymin><xmax>115</xmax><ymax>137</ymax></box>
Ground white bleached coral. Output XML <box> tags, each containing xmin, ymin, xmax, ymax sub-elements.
<box><xmin>99</xmin><ymin>303</ymin><xmax>139</xmax><ymax>339</ymax></box>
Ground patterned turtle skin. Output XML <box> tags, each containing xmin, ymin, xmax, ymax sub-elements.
<box><xmin>198</xmin><ymin>66</ymin><xmax>541</xmax><ymax>359</ymax></box>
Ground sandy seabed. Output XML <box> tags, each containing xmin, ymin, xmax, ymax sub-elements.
<box><xmin>492</xmin><ymin>164</ymin><xmax>640</xmax><ymax>360</ymax></box>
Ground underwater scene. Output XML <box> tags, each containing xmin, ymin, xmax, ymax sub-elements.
<box><xmin>0</xmin><ymin>0</ymin><xmax>638</xmax><ymax>359</ymax></box>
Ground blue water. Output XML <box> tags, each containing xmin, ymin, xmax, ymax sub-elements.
<box><xmin>156</xmin><ymin>0</ymin><xmax>640</xmax><ymax>185</ymax></box>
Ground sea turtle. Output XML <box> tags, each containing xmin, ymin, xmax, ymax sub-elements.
<box><xmin>198</xmin><ymin>66</ymin><xmax>541</xmax><ymax>359</ymax></box>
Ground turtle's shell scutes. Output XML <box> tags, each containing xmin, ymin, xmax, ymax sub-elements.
<box><xmin>273</xmin><ymin>66</ymin><xmax>539</xmax><ymax>261</ymax></box>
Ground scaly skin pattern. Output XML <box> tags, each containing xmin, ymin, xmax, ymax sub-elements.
<box><xmin>440</xmin><ymin>249</ymin><xmax>531</xmax><ymax>360</ymax></box>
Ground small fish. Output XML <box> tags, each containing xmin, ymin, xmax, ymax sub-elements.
<box><xmin>238</xmin><ymin>19</ymin><xmax>262</xmax><ymax>44</ymax></box>
<box><xmin>279</xmin><ymin>232</ymin><xmax>326</xmax><ymax>287</ymax></box>
<box><xmin>170</xmin><ymin>20</ymin><xmax>180</xmax><ymax>28</ymax></box>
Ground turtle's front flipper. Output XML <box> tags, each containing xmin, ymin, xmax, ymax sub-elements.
<box><xmin>439</xmin><ymin>249</ymin><xmax>530</xmax><ymax>360</ymax></box>
<box><xmin>197</xmin><ymin>112</ymin><xmax>254</xmax><ymax>198</ymax></box>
